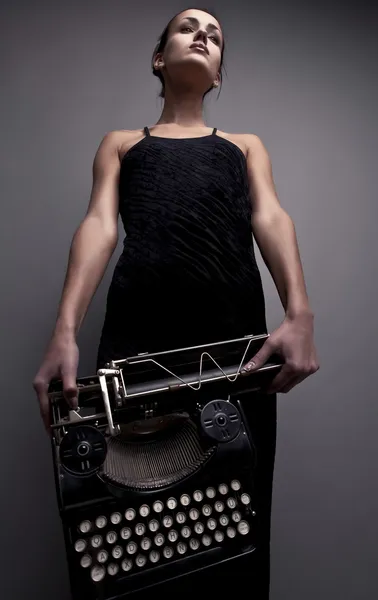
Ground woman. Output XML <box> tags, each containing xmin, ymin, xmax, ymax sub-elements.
<box><xmin>33</xmin><ymin>6</ymin><xmax>319</xmax><ymax>597</ymax></box>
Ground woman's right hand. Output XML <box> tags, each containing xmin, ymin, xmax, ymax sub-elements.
<box><xmin>33</xmin><ymin>332</ymin><xmax>79</xmax><ymax>433</ymax></box>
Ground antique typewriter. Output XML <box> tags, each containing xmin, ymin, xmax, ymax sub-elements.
<box><xmin>49</xmin><ymin>333</ymin><xmax>283</xmax><ymax>599</ymax></box>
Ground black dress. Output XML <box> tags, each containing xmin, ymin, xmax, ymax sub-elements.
<box><xmin>97</xmin><ymin>126</ymin><xmax>277</xmax><ymax>597</ymax></box>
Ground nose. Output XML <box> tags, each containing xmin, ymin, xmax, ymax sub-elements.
<box><xmin>194</xmin><ymin>28</ymin><xmax>208</xmax><ymax>45</ymax></box>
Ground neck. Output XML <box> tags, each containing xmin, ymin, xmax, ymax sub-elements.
<box><xmin>155</xmin><ymin>87</ymin><xmax>207</xmax><ymax>128</ymax></box>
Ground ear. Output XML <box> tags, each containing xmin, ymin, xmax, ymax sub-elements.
<box><xmin>154</xmin><ymin>53</ymin><xmax>164</xmax><ymax>70</ymax></box>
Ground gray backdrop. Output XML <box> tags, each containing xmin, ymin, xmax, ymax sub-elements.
<box><xmin>1</xmin><ymin>0</ymin><xmax>377</xmax><ymax>598</ymax></box>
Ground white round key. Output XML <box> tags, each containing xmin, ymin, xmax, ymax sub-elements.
<box><xmin>189</xmin><ymin>508</ymin><xmax>199</xmax><ymax>520</ymax></box>
<box><xmin>218</xmin><ymin>484</ymin><xmax>228</xmax><ymax>495</ymax></box>
<box><xmin>163</xmin><ymin>515</ymin><xmax>173</xmax><ymax>528</ymax></box>
<box><xmin>140</xmin><ymin>537</ymin><xmax>151</xmax><ymax>551</ymax></box>
<box><xmin>139</xmin><ymin>504</ymin><xmax>150</xmax><ymax>517</ymax></box>
<box><xmin>112</xmin><ymin>545</ymin><xmax>123</xmax><ymax>559</ymax></box>
<box><xmin>219</xmin><ymin>515</ymin><xmax>229</xmax><ymax>527</ymax></box>
<box><xmin>95</xmin><ymin>516</ymin><xmax>107</xmax><ymax>529</ymax></box>
<box><xmin>202</xmin><ymin>534</ymin><xmax>212</xmax><ymax>547</ymax></box>
<box><xmin>214</xmin><ymin>530</ymin><xmax>224</xmax><ymax>543</ymax></box>
<box><xmin>107</xmin><ymin>563</ymin><xmax>119</xmax><ymax>576</ymax></box>
<box><xmin>135</xmin><ymin>523</ymin><xmax>146</xmax><ymax>536</ymax></box>
<box><xmin>136</xmin><ymin>554</ymin><xmax>147</xmax><ymax>568</ymax></box>
<box><xmin>177</xmin><ymin>541</ymin><xmax>187</xmax><ymax>555</ymax></box>
<box><xmin>227</xmin><ymin>497</ymin><xmax>237</xmax><ymax>509</ymax></box>
<box><xmin>125</xmin><ymin>508</ymin><xmax>136</xmax><ymax>521</ymax></box>
<box><xmin>149</xmin><ymin>519</ymin><xmax>159</xmax><ymax>532</ymax></box>
<box><xmin>79</xmin><ymin>520</ymin><xmax>91</xmax><ymax>534</ymax></box>
<box><xmin>110</xmin><ymin>512</ymin><xmax>122</xmax><ymax>525</ymax></box>
<box><xmin>232</xmin><ymin>511</ymin><xmax>242</xmax><ymax>523</ymax></box>
<box><xmin>153</xmin><ymin>500</ymin><xmax>164</xmax><ymax>513</ymax></box>
<box><xmin>214</xmin><ymin>501</ymin><xmax>224</xmax><ymax>513</ymax></box>
<box><xmin>168</xmin><ymin>530</ymin><xmax>178</xmax><ymax>543</ymax></box>
<box><xmin>74</xmin><ymin>539</ymin><xmax>86</xmax><ymax>553</ymax></box>
<box><xmin>176</xmin><ymin>512</ymin><xmax>186</xmax><ymax>524</ymax></box>
<box><xmin>231</xmin><ymin>479</ymin><xmax>241</xmax><ymax>491</ymax></box>
<box><xmin>149</xmin><ymin>550</ymin><xmax>160</xmax><ymax>563</ymax></box>
<box><xmin>180</xmin><ymin>494</ymin><xmax>191</xmax><ymax>506</ymax></box>
<box><xmin>126</xmin><ymin>541</ymin><xmax>137</xmax><ymax>555</ymax></box>
<box><xmin>189</xmin><ymin>538</ymin><xmax>200</xmax><ymax>550</ymax></box>
<box><xmin>194</xmin><ymin>522</ymin><xmax>204</xmax><ymax>535</ymax></box>
<box><xmin>121</xmin><ymin>558</ymin><xmax>133</xmax><ymax>572</ymax></box>
<box><xmin>205</xmin><ymin>487</ymin><xmax>216</xmax><ymax>499</ymax></box>
<box><xmin>237</xmin><ymin>520</ymin><xmax>250</xmax><ymax>535</ymax></box>
<box><xmin>226</xmin><ymin>527</ymin><xmax>236</xmax><ymax>538</ymax></box>
<box><xmin>241</xmin><ymin>493</ymin><xmax>251</xmax><ymax>505</ymax></box>
<box><xmin>91</xmin><ymin>565</ymin><xmax>105</xmax><ymax>582</ymax></box>
<box><xmin>120</xmin><ymin>527</ymin><xmax>132</xmax><ymax>540</ymax></box>
<box><xmin>163</xmin><ymin>546</ymin><xmax>174</xmax><ymax>559</ymax></box>
<box><xmin>181</xmin><ymin>526</ymin><xmax>191</xmax><ymax>538</ymax></box>
<box><xmin>97</xmin><ymin>550</ymin><xmax>108</xmax><ymax>564</ymax></box>
<box><xmin>167</xmin><ymin>497</ymin><xmax>177</xmax><ymax>510</ymax></box>
<box><xmin>91</xmin><ymin>535</ymin><xmax>102</xmax><ymax>548</ymax></box>
<box><xmin>193</xmin><ymin>490</ymin><xmax>204</xmax><ymax>502</ymax></box>
<box><xmin>207</xmin><ymin>518</ymin><xmax>217</xmax><ymax>531</ymax></box>
<box><xmin>202</xmin><ymin>505</ymin><xmax>212</xmax><ymax>517</ymax></box>
<box><xmin>80</xmin><ymin>554</ymin><xmax>92</xmax><ymax>568</ymax></box>
<box><xmin>106</xmin><ymin>531</ymin><xmax>117</xmax><ymax>545</ymax></box>
<box><xmin>154</xmin><ymin>533</ymin><xmax>165</xmax><ymax>547</ymax></box>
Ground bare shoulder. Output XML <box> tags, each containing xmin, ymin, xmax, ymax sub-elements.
<box><xmin>115</xmin><ymin>128</ymin><xmax>148</xmax><ymax>161</ymax></box>
<box><xmin>216</xmin><ymin>130</ymin><xmax>266</xmax><ymax>159</ymax></box>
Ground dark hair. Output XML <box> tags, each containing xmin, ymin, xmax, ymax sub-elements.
<box><xmin>151</xmin><ymin>7</ymin><xmax>226</xmax><ymax>101</ymax></box>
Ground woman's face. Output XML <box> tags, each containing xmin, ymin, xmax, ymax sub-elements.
<box><xmin>156</xmin><ymin>9</ymin><xmax>223</xmax><ymax>91</ymax></box>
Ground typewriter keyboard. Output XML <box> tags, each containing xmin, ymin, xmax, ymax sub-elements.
<box><xmin>72</xmin><ymin>480</ymin><xmax>255</xmax><ymax>583</ymax></box>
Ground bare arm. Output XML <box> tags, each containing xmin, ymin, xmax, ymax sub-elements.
<box><xmin>56</xmin><ymin>131</ymin><xmax>121</xmax><ymax>336</ymax></box>
<box><xmin>34</xmin><ymin>130</ymin><xmax>122</xmax><ymax>430</ymax></box>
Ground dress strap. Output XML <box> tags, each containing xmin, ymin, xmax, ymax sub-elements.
<box><xmin>212</xmin><ymin>127</ymin><xmax>217</xmax><ymax>136</ymax></box>
<box><xmin>143</xmin><ymin>126</ymin><xmax>150</xmax><ymax>136</ymax></box>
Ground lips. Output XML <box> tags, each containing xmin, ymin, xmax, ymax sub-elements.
<box><xmin>190</xmin><ymin>43</ymin><xmax>209</xmax><ymax>54</ymax></box>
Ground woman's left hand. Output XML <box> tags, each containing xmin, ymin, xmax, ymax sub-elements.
<box><xmin>242</xmin><ymin>313</ymin><xmax>320</xmax><ymax>394</ymax></box>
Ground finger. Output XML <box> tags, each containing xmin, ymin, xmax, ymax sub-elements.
<box><xmin>33</xmin><ymin>379</ymin><xmax>51</xmax><ymax>434</ymax></box>
<box><xmin>242</xmin><ymin>339</ymin><xmax>274</xmax><ymax>374</ymax></box>
<box><xmin>279</xmin><ymin>373</ymin><xmax>308</xmax><ymax>394</ymax></box>
<box><xmin>61</xmin><ymin>363</ymin><xmax>78</xmax><ymax>409</ymax></box>
<box><xmin>265</xmin><ymin>366</ymin><xmax>295</xmax><ymax>394</ymax></box>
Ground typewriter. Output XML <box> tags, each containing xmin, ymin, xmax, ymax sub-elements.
<box><xmin>49</xmin><ymin>333</ymin><xmax>283</xmax><ymax>599</ymax></box>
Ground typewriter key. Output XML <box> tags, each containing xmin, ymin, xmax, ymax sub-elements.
<box><xmin>241</xmin><ymin>493</ymin><xmax>251</xmax><ymax>505</ymax></box>
<box><xmin>121</xmin><ymin>558</ymin><xmax>133</xmax><ymax>572</ymax></box>
<box><xmin>180</xmin><ymin>494</ymin><xmax>191</xmax><ymax>506</ymax></box>
<box><xmin>154</xmin><ymin>533</ymin><xmax>165</xmax><ymax>547</ymax></box>
<box><xmin>177</xmin><ymin>542</ymin><xmax>187</xmax><ymax>555</ymax></box>
<box><xmin>97</xmin><ymin>550</ymin><xmax>108</xmax><ymax>564</ymax></box>
<box><xmin>205</xmin><ymin>487</ymin><xmax>216</xmax><ymax>499</ymax></box>
<box><xmin>91</xmin><ymin>565</ymin><xmax>105</xmax><ymax>582</ymax></box>
<box><xmin>139</xmin><ymin>504</ymin><xmax>150</xmax><ymax>518</ymax></box>
<box><xmin>202</xmin><ymin>505</ymin><xmax>212</xmax><ymax>517</ymax></box>
<box><xmin>91</xmin><ymin>535</ymin><xmax>102</xmax><ymax>548</ymax></box>
<box><xmin>79</xmin><ymin>520</ymin><xmax>91</xmax><ymax>534</ymax></box>
<box><xmin>112</xmin><ymin>545</ymin><xmax>123</xmax><ymax>559</ymax></box>
<box><xmin>214</xmin><ymin>501</ymin><xmax>224</xmax><ymax>513</ymax></box>
<box><xmin>106</xmin><ymin>531</ymin><xmax>117</xmax><ymax>544</ymax></box>
<box><xmin>74</xmin><ymin>539</ymin><xmax>86</xmax><ymax>553</ymax></box>
<box><xmin>141</xmin><ymin>537</ymin><xmax>151</xmax><ymax>551</ymax></box>
<box><xmin>207</xmin><ymin>519</ymin><xmax>217</xmax><ymax>531</ymax></box>
<box><xmin>181</xmin><ymin>526</ymin><xmax>191</xmax><ymax>538</ymax></box>
<box><xmin>163</xmin><ymin>515</ymin><xmax>173</xmax><ymax>528</ymax></box>
<box><xmin>153</xmin><ymin>500</ymin><xmax>164</xmax><ymax>513</ymax></box>
<box><xmin>136</xmin><ymin>554</ymin><xmax>147</xmax><ymax>568</ymax></box>
<box><xmin>80</xmin><ymin>554</ymin><xmax>92</xmax><ymax>568</ymax></box>
<box><xmin>218</xmin><ymin>484</ymin><xmax>228</xmax><ymax>495</ymax></box>
<box><xmin>193</xmin><ymin>490</ymin><xmax>204</xmax><ymax>502</ymax></box>
<box><xmin>95</xmin><ymin>516</ymin><xmax>107</xmax><ymax>529</ymax></box>
<box><xmin>227</xmin><ymin>498</ymin><xmax>237</xmax><ymax>509</ymax></box>
<box><xmin>135</xmin><ymin>523</ymin><xmax>146</xmax><ymax>536</ymax></box>
<box><xmin>232</xmin><ymin>511</ymin><xmax>242</xmax><ymax>523</ymax></box>
<box><xmin>168</xmin><ymin>530</ymin><xmax>178</xmax><ymax>543</ymax></box>
<box><xmin>237</xmin><ymin>521</ymin><xmax>250</xmax><ymax>535</ymax></box>
<box><xmin>202</xmin><ymin>534</ymin><xmax>212</xmax><ymax>547</ymax></box>
<box><xmin>231</xmin><ymin>479</ymin><xmax>241</xmax><ymax>491</ymax></box>
<box><xmin>127</xmin><ymin>542</ymin><xmax>137</xmax><ymax>555</ymax></box>
<box><xmin>226</xmin><ymin>527</ymin><xmax>236</xmax><ymax>538</ymax></box>
<box><xmin>194</xmin><ymin>522</ymin><xmax>204</xmax><ymax>535</ymax></box>
<box><xmin>125</xmin><ymin>508</ymin><xmax>136</xmax><ymax>521</ymax></box>
<box><xmin>163</xmin><ymin>546</ymin><xmax>174</xmax><ymax>559</ymax></box>
<box><xmin>189</xmin><ymin>538</ymin><xmax>200</xmax><ymax>551</ymax></box>
<box><xmin>214</xmin><ymin>530</ymin><xmax>224</xmax><ymax>543</ymax></box>
<box><xmin>107</xmin><ymin>563</ymin><xmax>119</xmax><ymax>576</ymax></box>
<box><xmin>167</xmin><ymin>497</ymin><xmax>177</xmax><ymax>510</ymax></box>
<box><xmin>149</xmin><ymin>550</ymin><xmax>160</xmax><ymax>563</ymax></box>
<box><xmin>176</xmin><ymin>512</ymin><xmax>186</xmax><ymax>524</ymax></box>
<box><xmin>110</xmin><ymin>512</ymin><xmax>122</xmax><ymax>525</ymax></box>
<box><xmin>149</xmin><ymin>519</ymin><xmax>159</xmax><ymax>532</ymax></box>
<box><xmin>189</xmin><ymin>508</ymin><xmax>199</xmax><ymax>520</ymax></box>
<box><xmin>120</xmin><ymin>527</ymin><xmax>132</xmax><ymax>540</ymax></box>
<box><xmin>219</xmin><ymin>515</ymin><xmax>229</xmax><ymax>527</ymax></box>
